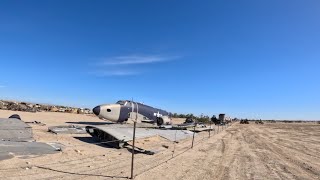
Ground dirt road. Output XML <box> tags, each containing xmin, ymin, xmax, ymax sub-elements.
<box><xmin>0</xmin><ymin>110</ymin><xmax>319</xmax><ymax>180</ymax></box>
<box><xmin>136</xmin><ymin>123</ymin><xmax>320</xmax><ymax>180</ymax></box>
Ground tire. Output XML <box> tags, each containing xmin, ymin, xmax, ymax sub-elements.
<box><xmin>157</xmin><ymin>117</ymin><xmax>164</xmax><ymax>126</ymax></box>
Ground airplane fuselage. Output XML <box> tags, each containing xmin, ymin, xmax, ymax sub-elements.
<box><xmin>93</xmin><ymin>100</ymin><xmax>171</xmax><ymax>125</ymax></box>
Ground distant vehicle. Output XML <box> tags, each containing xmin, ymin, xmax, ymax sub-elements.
<box><xmin>176</xmin><ymin>117</ymin><xmax>196</xmax><ymax>128</ymax></box>
<box><xmin>92</xmin><ymin>100</ymin><xmax>172</xmax><ymax>125</ymax></box>
<box><xmin>240</xmin><ymin>119</ymin><xmax>249</xmax><ymax>124</ymax></box>
<box><xmin>185</xmin><ymin>117</ymin><xmax>195</xmax><ymax>124</ymax></box>
<box><xmin>255</xmin><ymin>120</ymin><xmax>264</xmax><ymax>124</ymax></box>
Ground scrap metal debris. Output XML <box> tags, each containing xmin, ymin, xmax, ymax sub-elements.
<box><xmin>48</xmin><ymin>125</ymin><xmax>87</xmax><ymax>134</ymax></box>
<box><xmin>26</xmin><ymin>121</ymin><xmax>46</xmax><ymax>126</ymax></box>
<box><xmin>0</xmin><ymin>115</ymin><xmax>62</xmax><ymax>161</ymax></box>
<box><xmin>0</xmin><ymin>117</ymin><xmax>33</xmax><ymax>142</ymax></box>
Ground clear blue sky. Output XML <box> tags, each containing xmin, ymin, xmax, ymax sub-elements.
<box><xmin>1</xmin><ymin>0</ymin><xmax>319</xmax><ymax>120</ymax></box>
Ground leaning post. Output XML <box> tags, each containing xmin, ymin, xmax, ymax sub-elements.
<box><xmin>130</xmin><ymin>121</ymin><xmax>136</xmax><ymax>179</ymax></box>
<box><xmin>130</xmin><ymin>99</ymin><xmax>138</xmax><ymax>179</ymax></box>
<box><xmin>209</xmin><ymin>118</ymin><xmax>212</xmax><ymax>138</ymax></box>
<box><xmin>191</xmin><ymin>122</ymin><xmax>196</xmax><ymax>148</ymax></box>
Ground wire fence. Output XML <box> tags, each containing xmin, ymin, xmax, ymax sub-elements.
<box><xmin>0</xmin><ymin>122</ymin><xmax>234</xmax><ymax>179</ymax></box>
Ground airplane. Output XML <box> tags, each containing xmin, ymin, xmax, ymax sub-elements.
<box><xmin>92</xmin><ymin>100</ymin><xmax>172</xmax><ymax>125</ymax></box>
<box><xmin>89</xmin><ymin>100</ymin><xmax>213</xmax><ymax>148</ymax></box>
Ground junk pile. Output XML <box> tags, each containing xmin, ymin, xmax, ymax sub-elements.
<box><xmin>0</xmin><ymin>100</ymin><xmax>92</xmax><ymax>114</ymax></box>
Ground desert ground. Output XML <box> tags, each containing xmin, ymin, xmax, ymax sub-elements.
<box><xmin>0</xmin><ymin>110</ymin><xmax>319</xmax><ymax>180</ymax></box>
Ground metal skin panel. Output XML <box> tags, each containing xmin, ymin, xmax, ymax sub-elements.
<box><xmin>0</xmin><ymin>141</ymin><xmax>61</xmax><ymax>160</ymax></box>
<box><xmin>119</xmin><ymin>105</ymin><xmax>131</xmax><ymax>123</ymax></box>
<box><xmin>0</xmin><ymin>118</ymin><xmax>33</xmax><ymax>141</ymax></box>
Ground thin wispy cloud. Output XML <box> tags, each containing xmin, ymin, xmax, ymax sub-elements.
<box><xmin>90</xmin><ymin>54</ymin><xmax>180</xmax><ymax>76</ymax></box>
<box><xmin>101</xmin><ymin>55</ymin><xmax>180</xmax><ymax>65</ymax></box>
<box><xmin>0</xmin><ymin>85</ymin><xmax>6</xmax><ymax>88</ymax></box>
<box><xmin>91</xmin><ymin>70</ymin><xmax>140</xmax><ymax>77</ymax></box>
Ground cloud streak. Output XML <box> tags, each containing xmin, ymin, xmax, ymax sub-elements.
<box><xmin>101</xmin><ymin>55</ymin><xmax>179</xmax><ymax>65</ymax></box>
<box><xmin>90</xmin><ymin>54</ymin><xmax>180</xmax><ymax>76</ymax></box>
<box><xmin>91</xmin><ymin>70</ymin><xmax>140</xmax><ymax>77</ymax></box>
<box><xmin>0</xmin><ymin>85</ymin><xmax>6</xmax><ymax>88</ymax></box>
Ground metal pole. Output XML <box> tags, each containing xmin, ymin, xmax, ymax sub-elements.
<box><xmin>191</xmin><ymin>123</ymin><xmax>196</xmax><ymax>148</ymax></box>
<box><xmin>209</xmin><ymin>119</ymin><xmax>212</xmax><ymax>138</ymax></box>
<box><xmin>130</xmin><ymin>99</ymin><xmax>137</xmax><ymax>179</ymax></box>
<box><xmin>172</xmin><ymin>130</ymin><xmax>177</xmax><ymax>158</ymax></box>
<box><xmin>130</xmin><ymin>121</ymin><xmax>136</xmax><ymax>179</ymax></box>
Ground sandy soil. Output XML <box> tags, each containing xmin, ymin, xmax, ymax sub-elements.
<box><xmin>0</xmin><ymin>110</ymin><xmax>319</xmax><ymax>180</ymax></box>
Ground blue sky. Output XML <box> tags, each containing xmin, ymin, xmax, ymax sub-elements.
<box><xmin>0</xmin><ymin>0</ymin><xmax>319</xmax><ymax>120</ymax></box>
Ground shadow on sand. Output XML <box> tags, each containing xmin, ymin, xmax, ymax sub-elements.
<box><xmin>74</xmin><ymin>137</ymin><xmax>155</xmax><ymax>155</ymax></box>
<box><xmin>73</xmin><ymin>137</ymin><xmax>117</xmax><ymax>149</ymax></box>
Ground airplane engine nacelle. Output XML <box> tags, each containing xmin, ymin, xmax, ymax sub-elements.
<box><xmin>157</xmin><ymin>116</ymin><xmax>172</xmax><ymax>126</ymax></box>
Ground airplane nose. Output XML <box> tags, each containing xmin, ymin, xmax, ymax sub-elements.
<box><xmin>92</xmin><ymin>106</ymin><xmax>101</xmax><ymax>116</ymax></box>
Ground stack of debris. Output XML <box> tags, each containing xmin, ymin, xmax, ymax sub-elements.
<box><xmin>4</xmin><ymin>101</ymin><xmax>37</xmax><ymax>113</ymax></box>
<box><xmin>0</xmin><ymin>100</ymin><xmax>93</xmax><ymax>114</ymax></box>
<box><xmin>0</xmin><ymin>100</ymin><xmax>6</xmax><ymax>109</ymax></box>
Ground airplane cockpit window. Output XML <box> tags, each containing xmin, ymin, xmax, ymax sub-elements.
<box><xmin>126</xmin><ymin>101</ymin><xmax>132</xmax><ymax>107</ymax></box>
<box><xmin>116</xmin><ymin>101</ymin><xmax>126</xmax><ymax>105</ymax></box>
